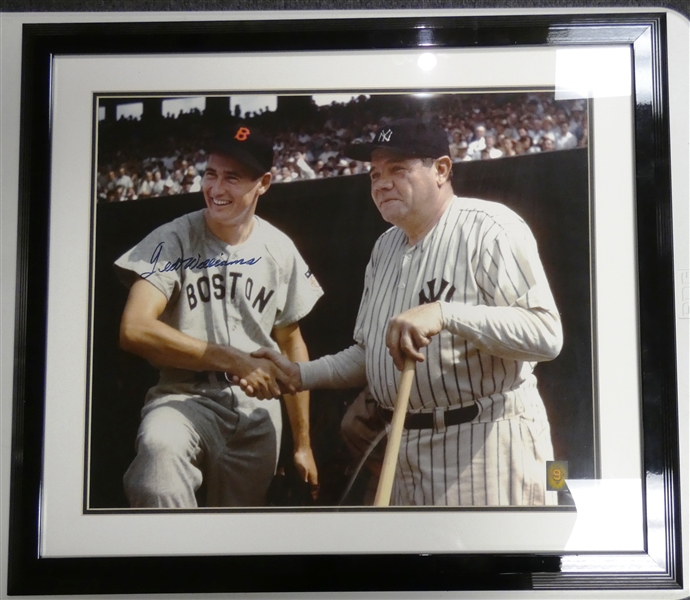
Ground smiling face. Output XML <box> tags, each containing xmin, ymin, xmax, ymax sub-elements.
<box><xmin>202</xmin><ymin>152</ymin><xmax>271</xmax><ymax>243</ymax></box>
<box><xmin>369</xmin><ymin>149</ymin><xmax>453</xmax><ymax>245</ymax></box>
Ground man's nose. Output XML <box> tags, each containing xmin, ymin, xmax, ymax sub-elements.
<box><xmin>372</xmin><ymin>174</ymin><xmax>393</xmax><ymax>191</ymax></box>
<box><xmin>209</xmin><ymin>179</ymin><xmax>223</xmax><ymax>195</ymax></box>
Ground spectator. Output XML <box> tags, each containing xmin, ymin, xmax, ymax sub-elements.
<box><xmin>484</xmin><ymin>135</ymin><xmax>503</xmax><ymax>159</ymax></box>
<box><xmin>165</xmin><ymin>169</ymin><xmax>184</xmax><ymax>195</ymax></box>
<box><xmin>151</xmin><ymin>171</ymin><xmax>166</xmax><ymax>197</ymax></box>
<box><xmin>115</xmin><ymin>166</ymin><xmax>134</xmax><ymax>194</ymax></box>
<box><xmin>522</xmin><ymin>135</ymin><xmax>540</xmax><ymax>155</ymax></box>
<box><xmin>467</xmin><ymin>125</ymin><xmax>487</xmax><ymax>160</ymax></box>
<box><xmin>194</xmin><ymin>151</ymin><xmax>208</xmax><ymax>175</ymax></box>
<box><xmin>294</xmin><ymin>152</ymin><xmax>317</xmax><ymax>180</ymax></box>
<box><xmin>105</xmin><ymin>170</ymin><xmax>118</xmax><ymax>193</ymax></box>
<box><xmin>541</xmin><ymin>116</ymin><xmax>557</xmax><ymax>140</ymax></box>
<box><xmin>500</xmin><ymin>136</ymin><xmax>517</xmax><ymax>157</ymax></box>
<box><xmin>180</xmin><ymin>174</ymin><xmax>196</xmax><ymax>194</ymax></box>
<box><xmin>541</xmin><ymin>135</ymin><xmax>556</xmax><ymax>152</ymax></box>
<box><xmin>186</xmin><ymin>166</ymin><xmax>202</xmax><ymax>192</ymax></box>
<box><xmin>555</xmin><ymin>121</ymin><xmax>578</xmax><ymax>150</ymax></box>
<box><xmin>529</xmin><ymin>117</ymin><xmax>545</xmax><ymax>146</ymax></box>
<box><xmin>137</xmin><ymin>171</ymin><xmax>155</xmax><ymax>199</ymax></box>
<box><xmin>318</xmin><ymin>142</ymin><xmax>339</xmax><ymax>163</ymax></box>
<box><xmin>452</xmin><ymin>141</ymin><xmax>471</xmax><ymax>162</ymax></box>
<box><xmin>281</xmin><ymin>165</ymin><xmax>298</xmax><ymax>182</ymax></box>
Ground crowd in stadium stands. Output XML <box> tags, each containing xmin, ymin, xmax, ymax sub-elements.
<box><xmin>97</xmin><ymin>92</ymin><xmax>587</xmax><ymax>202</ymax></box>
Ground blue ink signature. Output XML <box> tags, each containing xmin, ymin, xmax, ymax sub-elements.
<box><xmin>140</xmin><ymin>242</ymin><xmax>261</xmax><ymax>279</ymax></box>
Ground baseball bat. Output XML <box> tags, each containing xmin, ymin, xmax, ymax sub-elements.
<box><xmin>374</xmin><ymin>357</ymin><xmax>416</xmax><ymax>507</ymax></box>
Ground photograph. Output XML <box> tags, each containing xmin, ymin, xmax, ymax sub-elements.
<box><xmin>88</xmin><ymin>89</ymin><xmax>595</xmax><ymax>512</ymax></box>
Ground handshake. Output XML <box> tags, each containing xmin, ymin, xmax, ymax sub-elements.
<box><xmin>232</xmin><ymin>302</ymin><xmax>445</xmax><ymax>400</ymax></box>
<box><xmin>231</xmin><ymin>348</ymin><xmax>302</xmax><ymax>400</ymax></box>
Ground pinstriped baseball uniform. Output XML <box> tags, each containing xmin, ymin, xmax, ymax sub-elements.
<box><xmin>301</xmin><ymin>194</ymin><xmax>562</xmax><ymax>506</ymax></box>
<box><xmin>354</xmin><ymin>195</ymin><xmax>561</xmax><ymax>506</ymax></box>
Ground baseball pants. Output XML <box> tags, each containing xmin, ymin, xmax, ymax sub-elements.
<box><xmin>123</xmin><ymin>381</ymin><xmax>282</xmax><ymax>508</ymax></box>
<box><xmin>392</xmin><ymin>385</ymin><xmax>557</xmax><ymax>506</ymax></box>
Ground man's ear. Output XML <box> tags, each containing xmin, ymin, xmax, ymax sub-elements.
<box><xmin>434</xmin><ymin>156</ymin><xmax>453</xmax><ymax>185</ymax></box>
<box><xmin>257</xmin><ymin>171</ymin><xmax>272</xmax><ymax>195</ymax></box>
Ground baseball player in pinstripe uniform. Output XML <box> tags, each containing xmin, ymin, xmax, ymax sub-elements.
<box><xmin>115</xmin><ymin>125</ymin><xmax>322</xmax><ymax>508</ymax></box>
<box><xmin>242</xmin><ymin>118</ymin><xmax>563</xmax><ymax>506</ymax></box>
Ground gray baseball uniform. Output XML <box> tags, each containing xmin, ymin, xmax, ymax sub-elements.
<box><xmin>115</xmin><ymin>209</ymin><xmax>323</xmax><ymax>507</ymax></box>
<box><xmin>301</xmin><ymin>195</ymin><xmax>562</xmax><ymax>506</ymax></box>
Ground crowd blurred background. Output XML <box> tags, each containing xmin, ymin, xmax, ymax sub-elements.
<box><xmin>96</xmin><ymin>92</ymin><xmax>588</xmax><ymax>203</ymax></box>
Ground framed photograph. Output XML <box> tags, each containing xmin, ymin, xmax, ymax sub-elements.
<box><xmin>7</xmin><ymin>11</ymin><xmax>684</xmax><ymax>595</ymax></box>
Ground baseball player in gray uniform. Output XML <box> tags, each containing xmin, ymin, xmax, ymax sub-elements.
<box><xmin>115</xmin><ymin>124</ymin><xmax>323</xmax><ymax>508</ymax></box>
<box><xmin>243</xmin><ymin>118</ymin><xmax>563</xmax><ymax>506</ymax></box>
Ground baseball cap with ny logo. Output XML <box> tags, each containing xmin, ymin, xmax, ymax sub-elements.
<box><xmin>345</xmin><ymin>118</ymin><xmax>450</xmax><ymax>162</ymax></box>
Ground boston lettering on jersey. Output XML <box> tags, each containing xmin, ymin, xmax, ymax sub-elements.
<box><xmin>140</xmin><ymin>241</ymin><xmax>262</xmax><ymax>279</ymax></box>
<box><xmin>186</xmin><ymin>272</ymin><xmax>275</xmax><ymax>314</ymax></box>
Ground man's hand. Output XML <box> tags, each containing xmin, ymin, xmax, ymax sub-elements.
<box><xmin>232</xmin><ymin>347</ymin><xmax>303</xmax><ymax>397</ymax></box>
<box><xmin>230</xmin><ymin>351</ymin><xmax>296</xmax><ymax>400</ymax></box>
<box><xmin>293</xmin><ymin>446</ymin><xmax>319</xmax><ymax>501</ymax></box>
<box><xmin>386</xmin><ymin>302</ymin><xmax>444</xmax><ymax>370</ymax></box>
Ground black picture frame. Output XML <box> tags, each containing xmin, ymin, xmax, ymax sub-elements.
<box><xmin>8</xmin><ymin>13</ymin><xmax>682</xmax><ymax>594</ymax></box>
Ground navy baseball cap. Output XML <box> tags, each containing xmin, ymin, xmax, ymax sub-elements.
<box><xmin>345</xmin><ymin>118</ymin><xmax>450</xmax><ymax>161</ymax></box>
<box><xmin>208</xmin><ymin>124</ymin><xmax>274</xmax><ymax>175</ymax></box>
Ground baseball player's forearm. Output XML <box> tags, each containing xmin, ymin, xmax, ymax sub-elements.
<box><xmin>274</xmin><ymin>323</ymin><xmax>312</xmax><ymax>450</ymax></box>
<box><xmin>299</xmin><ymin>343</ymin><xmax>368</xmax><ymax>390</ymax></box>
<box><xmin>274</xmin><ymin>323</ymin><xmax>318</xmax><ymax>487</ymax></box>
<box><xmin>284</xmin><ymin>388</ymin><xmax>318</xmax><ymax>488</ymax></box>
<box><xmin>284</xmin><ymin>391</ymin><xmax>311</xmax><ymax>450</ymax></box>
<box><xmin>120</xmin><ymin>279</ymin><xmax>272</xmax><ymax>375</ymax></box>
<box><xmin>439</xmin><ymin>302</ymin><xmax>563</xmax><ymax>361</ymax></box>
<box><xmin>121</xmin><ymin>314</ymin><xmax>255</xmax><ymax>373</ymax></box>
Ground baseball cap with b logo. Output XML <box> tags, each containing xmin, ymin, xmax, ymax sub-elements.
<box><xmin>345</xmin><ymin>118</ymin><xmax>450</xmax><ymax>162</ymax></box>
<box><xmin>208</xmin><ymin>124</ymin><xmax>275</xmax><ymax>175</ymax></box>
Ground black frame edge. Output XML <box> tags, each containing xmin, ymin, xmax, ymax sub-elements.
<box><xmin>7</xmin><ymin>12</ymin><xmax>683</xmax><ymax>595</ymax></box>
<box><xmin>632</xmin><ymin>13</ymin><xmax>683</xmax><ymax>586</ymax></box>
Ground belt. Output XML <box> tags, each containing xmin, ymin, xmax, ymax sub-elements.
<box><xmin>193</xmin><ymin>371</ymin><xmax>232</xmax><ymax>385</ymax></box>
<box><xmin>379</xmin><ymin>403</ymin><xmax>479</xmax><ymax>430</ymax></box>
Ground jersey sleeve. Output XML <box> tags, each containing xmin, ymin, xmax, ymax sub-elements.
<box><xmin>478</xmin><ymin>222</ymin><xmax>557</xmax><ymax>312</ymax></box>
<box><xmin>440</xmin><ymin>220</ymin><xmax>563</xmax><ymax>361</ymax></box>
<box><xmin>113</xmin><ymin>222</ymin><xmax>183</xmax><ymax>301</ymax></box>
<box><xmin>299</xmin><ymin>343</ymin><xmax>367</xmax><ymax>390</ymax></box>
<box><xmin>271</xmin><ymin>239</ymin><xmax>324</xmax><ymax>329</ymax></box>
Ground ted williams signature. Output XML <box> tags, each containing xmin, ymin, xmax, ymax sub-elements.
<box><xmin>140</xmin><ymin>241</ymin><xmax>261</xmax><ymax>279</ymax></box>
